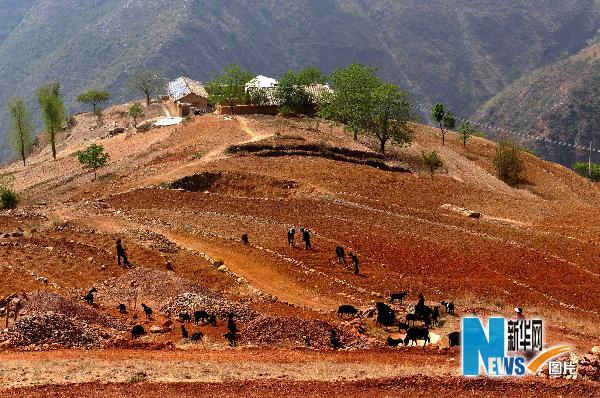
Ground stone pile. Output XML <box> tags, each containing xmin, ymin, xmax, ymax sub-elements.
<box><xmin>161</xmin><ymin>292</ymin><xmax>257</xmax><ymax>323</ymax></box>
<box><xmin>0</xmin><ymin>312</ymin><xmax>111</xmax><ymax>349</ymax></box>
<box><xmin>578</xmin><ymin>346</ymin><xmax>600</xmax><ymax>381</ymax></box>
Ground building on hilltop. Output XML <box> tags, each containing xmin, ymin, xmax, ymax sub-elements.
<box><xmin>166</xmin><ymin>77</ymin><xmax>209</xmax><ymax>117</ymax></box>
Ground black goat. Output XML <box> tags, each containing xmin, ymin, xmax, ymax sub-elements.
<box><xmin>181</xmin><ymin>324</ymin><xmax>189</xmax><ymax>339</ymax></box>
<box><xmin>141</xmin><ymin>303</ymin><xmax>153</xmax><ymax>319</ymax></box>
<box><xmin>179</xmin><ymin>312</ymin><xmax>191</xmax><ymax>323</ymax></box>
<box><xmin>431</xmin><ymin>306</ymin><xmax>440</xmax><ymax>327</ymax></box>
<box><xmin>447</xmin><ymin>302</ymin><xmax>455</xmax><ymax>314</ymax></box>
<box><xmin>191</xmin><ymin>332</ymin><xmax>204</xmax><ymax>342</ymax></box>
<box><xmin>131</xmin><ymin>325</ymin><xmax>145</xmax><ymax>339</ymax></box>
<box><xmin>448</xmin><ymin>331</ymin><xmax>461</xmax><ymax>347</ymax></box>
<box><xmin>387</xmin><ymin>337</ymin><xmax>404</xmax><ymax>347</ymax></box>
<box><xmin>405</xmin><ymin>313</ymin><xmax>420</xmax><ymax>326</ymax></box>
<box><xmin>209</xmin><ymin>314</ymin><xmax>217</xmax><ymax>326</ymax></box>
<box><xmin>397</xmin><ymin>322</ymin><xmax>410</xmax><ymax>331</ymax></box>
<box><xmin>84</xmin><ymin>287</ymin><xmax>97</xmax><ymax>305</ymax></box>
<box><xmin>118</xmin><ymin>303</ymin><xmax>127</xmax><ymax>314</ymax></box>
<box><xmin>194</xmin><ymin>310</ymin><xmax>210</xmax><ymax>324</ymax></box>
<box><xmin>241</xmin><ymin>233</ymin><xmax>249</xmax><ymax>245</ymax></box>
<box><xmin>404</xmin><ymin>327</ymin><xmax>430</xmax><ymax>347</ymax></box>
<box><xmin>337</xmin><ymin>304</ymin><xmax>358</xmax><ymax>318</ymax></box>
<box><xmin>389</xmin><ymin>291</ymin><xmax>408</xmax><ymax>304</ymax></box>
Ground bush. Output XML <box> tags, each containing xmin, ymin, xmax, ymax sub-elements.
<box><xmin>422</xmin><ymin>150</ymin><xmax>443</xmax><ymax>178</ymax></box>
<box><xmin>0</xmin><ymin>189</ymin><xmax>18</xmax><ymax>210</ymax></box>
<box><xmin>573</xmin><ymin>162</ymin><xmax>600</xmax><ymax>182</ymax></box>
<box><xmin>493</xmin><ymin>140</ymin><xmax>524</xmax><ymax>185</ymax></box>
<box><xmin>0</xmin><ymin>174</ymin><xmax>18</xmax><ymax>209</ymax></box>
<box><xmin>278</xmin><ymin>105</ymin><xmax>294</xmax><ymax>117</ymax></box>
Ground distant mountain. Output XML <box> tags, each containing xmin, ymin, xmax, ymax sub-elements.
<box><xmin>0</xmin><ymin>0</ymin><xmax>598</xmax><ymax>162</ymax></box>
<box><xmin>476</xmin><ymin>43</ymin><xmax>600</xmax><ymax>166</ymax></box>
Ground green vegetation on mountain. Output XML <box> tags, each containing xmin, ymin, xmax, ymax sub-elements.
<box><xmin>476</xmin><ymin>43</ymin><xmax>600</xmax><ymax>166</ymax></box>
<box><xmin>0</xmin><ymin>0</ymin><xmax>598</xmax><ymax>162</ymax></box>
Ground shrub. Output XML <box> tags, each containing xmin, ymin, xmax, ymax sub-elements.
<box><xmin>573</xmin><ymin>162</ymin><xmax>600</xmax><ymax>182</ymax></box>
<box><xmin>493</xmin><ymin>140</ymin><xmax>524</xmax><ymax>185</ymax></box>
<box><xmin>422</xmin><ymin>150</ymin><xmax>443</xmax><ymax>178</ymax></box>
<box><xmin>278</xmin><ymin>105</ymin><xmax>294</xmax><ymax>117</ymax></box>
<box><xmin>0</xmin><ymin>174</ymin><xmax>18</xmax><ymax>209</ymax></box>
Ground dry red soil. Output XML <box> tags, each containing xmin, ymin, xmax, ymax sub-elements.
<box><xmin>0</xmin><ymin>108</ymin><xmax>599</xmax><ymax>396</ymax></box>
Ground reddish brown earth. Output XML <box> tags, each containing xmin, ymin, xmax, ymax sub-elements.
<box><xmin>0</xmin><ymin>107</ymin><xmax>599</xmax><ymax>396</ymax></box>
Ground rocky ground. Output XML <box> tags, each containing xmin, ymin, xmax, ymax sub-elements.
<box><xmin>0</xmin><ymin>107</ymin><xmax>599</xmax><ymax>396</ymax></box>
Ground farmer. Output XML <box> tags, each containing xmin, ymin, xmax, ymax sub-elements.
<box><xmin>350</xmin><ymin>252</ymin><xmax>359</xmax><ymax>274</ymax></box>
<box><xmin>116</xmin><ymin>239</ymin><xmax>130</xmax><ymax>268</ymax></box>
<box><xmin>287</xmin><ymin>227</ymin><xmax>296</xmax><ymax>246</ymax></box>
<box><xmin>302</xmin><ymin>228</ymin><xmax>311</xmax><ymax>251</ymax></box>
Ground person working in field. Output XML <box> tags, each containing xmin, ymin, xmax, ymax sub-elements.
<box><xmin>116</xmin><ymin>239</ymin><xmax>131</xmax><ymax>268</ymax></box>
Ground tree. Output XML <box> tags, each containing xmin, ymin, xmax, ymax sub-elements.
<box><xmin>37</xmin><ymin>82</ymin><xmax>65</xmax><ymax>160</ymax></box>
<box><xmin>128</xmin><ymin>70</ymin><xmax>163</xmax><ymax>105</ymax></box>
<box><xmin>275</xmin><ymin>66</ymin><xmax>328</xmax><ymax>110</ymax></box>
<box><xmin>431</xmin><ymin>103</ymin><xmax>446</xmax><ymax>145</ymax></box>
<box><xmin>77</xmin><ymin>90</ymin><xmax>110</xmax><ymax>113</ymax></box>
<box><xmin>8</xmin><ymin>97</ymin><xmax>33</xmax><ymax>166</ymax></box>
<box><xmin>458</xmin><ymin>121</ymin><xmax>476</xmax><ymax>148</ymax></box>
<box><xmin>77</xmin><ymin>143</ymin><xmax>110</xmax><ymax>181</ymax></box>
<box><xmin>422</xmin><ymin>150</ymin><xmax>443</xmax><ymax>179</ymax></box>
<box><xmin>367</xmin><ymin>83</ymin><xmax>413</xmax><ymax>153</ymax></box>
<box><xmin>572</xmin><ymin>162</ymin><xmax>600</xmax><ymax>182</ymax></box>
<box><xmin>443</xmin><ymin>112</ymin><xmax>456</xmax><ymax>132</ymax></box>
<box><xmin>247</xmin><ymin>86</ymin><xmax>270</xmax><ymax>106</ymax></box>
<box><xmin>129</xmin><ymin>103</ymin><xmax>143</xmax><ymax>127</ymax></box>
<box><xmin>207</xmin><ymin>64</ymin><xmax>253</xmax><ymax>115</ymax></box>
<box><xmin>325</xmin><ymin>63</ymin><xmax>382</xmax><ymax>140</ymax></box>
<box><xmin>493</xmin><ymin>140</ymin><xmax>524</xmax><ymax>185</ymax></box>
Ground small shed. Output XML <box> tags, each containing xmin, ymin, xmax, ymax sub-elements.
<box><xmin>166</xmin><ymin>77</ymin><xmax>209</xmax><ymax>116</ymax></box>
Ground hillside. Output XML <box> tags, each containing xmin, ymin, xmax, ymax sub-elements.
<box><xmin>476</xmin><ymin>43</ymin><xmax>600</xmax><ymax>166</ymax></box>
<box><xmin>1</xmin><ymin>0</ymin><xmax>599</xmax><ymax>162</ymax></box>
<box><xmin>0</xmin><ymin>106</ymin><xmax>599</xmax><ymax>393</ymax></box>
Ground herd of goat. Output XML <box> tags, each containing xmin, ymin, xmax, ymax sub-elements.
<box><xmin>338</xmin><ymin>291</ymin><xmax>459</xmax><ymax>347</ymax></box>
<box><xmin>84</xmin><ymin>286</ymin><xmax>458</xmax><ymax>348</ymax></box>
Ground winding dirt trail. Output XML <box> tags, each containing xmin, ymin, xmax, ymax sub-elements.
<box><xmin>138</xmin><ymin>117</ymin><xmax>272</xmax><ymax>187</ymax></box>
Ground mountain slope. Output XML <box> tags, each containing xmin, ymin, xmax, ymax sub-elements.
<box><xmin>476</xmin><ymin>43</ymin><xmax>600</xmax><ymax>166</ymax></box>
<box><xmin>0</xmin><ymin>0</ymin><xmax>599</xmax><ymax>162</ymax></box>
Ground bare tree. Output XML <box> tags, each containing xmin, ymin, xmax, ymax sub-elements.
<box><xmin>128</xmin><ymin>70</ymin><xmax>163</xmax><ymax>105</ymax></box>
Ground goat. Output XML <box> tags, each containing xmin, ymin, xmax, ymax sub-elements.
<box><xmin>447</xmin><ymin>302</ymin><xmax>455</xmax><ymax>314</ymax></box>
<box><xmin>241</xmin><ymin>233</ymin><xmax>249</xmax><ymax>245</ymax></box>
<box><xmin>194</xmin><ymin>310</ymin><xmax>210</xmax><ymax>325</ymax></box>
<box><xmin>448</xmin><ymin>331</ymin><xmax>461</xmax><ymax>347</ymax></box>
<box><xmin>191</xmin><ymin>332</ymin><xmax>204</xmax><ymax>342</ymax></box>
<box><xmin>397</xmin><ymin>322</ymin><xmax>410</xmax><ymax>331</ymax></box>
<box><xmin>209</xmin><ymin>314</ymin><xmax>217</xmax><ymax>326</ymax></box>
<box><xmin>84</xmin><ymin>287</ymin><xmax>97</xmax><ymax>305</ymax></box>
<box><xmin>181</xmin><ymin>324</ymin><xmax>189</xmax><ymax>339</ymax></box>
<box><xmin>389</xmin><ymin>290</ymin><xmax>409</xmax><ymax>304</ymax></box>
<box><xmin>405</xmin><ymin>313</ymin><xmax>420</xmax><ymax>326</ymax></box>
<box><xmin>131</xmin><ymin>325</ymin><xmax>145</xmax><ymax>339</ymax></box>
<box><xmin>179</xmin><ymin>312</ymin><xmax>191</xmax><ymax>323</ymax></box>
<box><xmin>141</xmin><ymin>303</ymin><xmax>153</xmax><ymax>319</ymax></box>
<box><xmin>337</xmin><ymin>304</ymin><xmax>358</xmax><ymax>318</ymax></box>
<box><xmin>387</xmin><ymin>337</ymin><xmax>404</xmax><ymax>347</ymax></box>
<box><xmin>404</xmin><ymin>327</ymin><xmax>430</xmax><ymax>347</ymax></box>
<box><xmin>118</xmin><ymin>303</ymin><xmax>127</xmax><ymax>314</ymax></box>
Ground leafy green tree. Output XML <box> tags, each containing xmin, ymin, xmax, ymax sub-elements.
<box><xmin>367</xmin><ymin>83</ymin><xmax>413</xmax><ymax>153</ymax></box>
<box><xmin>443</xmin><ymin>112</ymin><xmax>456</xmax><ymax>132</ymax></box>
<box><xmin>432</xmin><ymin>103</ymin><xmax>445</xmax><ymax>141</ymax></box>
<box><xmin>77</xmin><ymin>90</ymin><xmax>110</xmax><ymax>113</ymax></box>
<box><xmin>8</xmin><ymin>97</ymin><xmax>33</xmax><ymax>166</ymax></box>
<box><xmin>247</xmin><ymin>87</ymin><xmax>270</xmax><ymax>106</ymax></box>
<box><xmin>457</xmin><ymin>121</ymin><xmax>476</xmax><ymax>148</ymax></box>
<box><xmin>77</xmin><ymin>143</ymin><xmax>110</xmax><ymax>180</ymax></box>
<box><xmin>275</xmin><ymin>66</ymin><xmax>328</xmax><ymax>110</ymax></box>
<box><xmin>422</xmin><ymin>150</ymin><xmax>443</xmax><ymax>179</ymax></box>
<box><xmin>493</xmin><ymin>140</ymin><xmax>524</xmax><ymax>185</ymax></box>
<box><xmin>207</xmin><ymin>64</ymin><xmax>253</xmax><ymax>115</ymax></box>
<box><xmin>325</xmin><ymin>63</ymin><xmax>381</xmax><ymax>140</ymax></box>
<box><xmin>129</xmin><ymin>103</ymin><xmax>143</xmax><ymax>127</ymax></box>
<box><xmin>128</xmin><ymin>70</ymin><xmax>163</xmax><ymax>105</ymax></box>
<box><xmin>37</xmin><ymin>82</ymin><xmax>65</xmax><ymax>160</ymax></box>
<box><xmin>573</xmin><ymin>162</ymin><xmax>600</xmax><ymax>182</ymax></box>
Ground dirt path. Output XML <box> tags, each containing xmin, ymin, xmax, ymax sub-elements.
<box><xmin>138</xmin><ymin>117</ymin><xmax>272</xmax><ymax>187</ymax></box>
